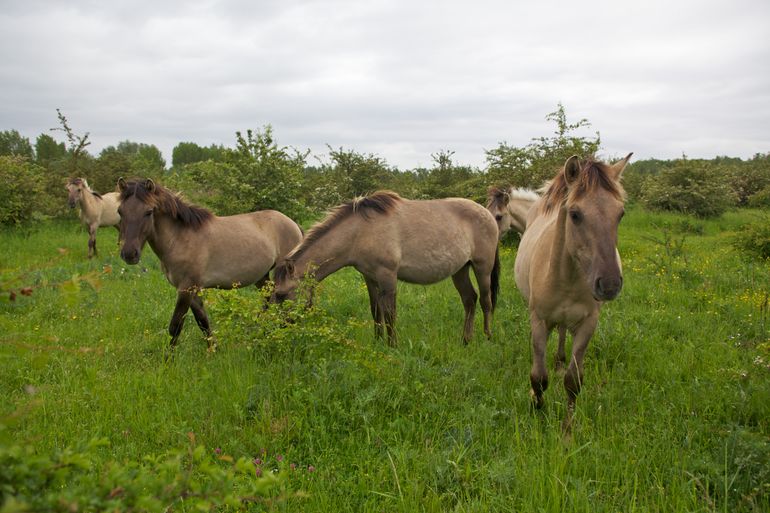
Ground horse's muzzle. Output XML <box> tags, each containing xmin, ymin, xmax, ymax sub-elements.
<box><xmin>594</xmin><ymin>275</ymin><xmax>623</xmax><ymax>301</ymax></box>
<box><xmin>120</xmin><ymin>248</ymin><xmax>141</xmax><ymax>265</ymax></box>
<box><xmin>68</xmin><ymin>200</ymin><xmax>76</xmax><ymax>208</ymax></box>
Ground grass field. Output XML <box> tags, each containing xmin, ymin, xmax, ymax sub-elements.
<box><xmin>1</xmin><ymin>208</ymin><xmax>769</xmax><ymax>512</ymax></box>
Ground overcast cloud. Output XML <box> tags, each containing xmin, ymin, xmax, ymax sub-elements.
<box><xmin>1</xmin><ymin>0</ymin><xmax>768</xmax><ymax>169</ymax></box>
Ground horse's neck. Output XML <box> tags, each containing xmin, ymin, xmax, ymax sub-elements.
<box><xmin>79</xmin><ymin>190</ymin><xmax>100</xmax><ymax>218</ymax></box>
<box><xmin>546</xmin><ymin>206</ymin><xmax>579</xmax><ymax>281</ymax></box>
<box><xmin>294</xmin><ymin>233</ymin><xmax>350</xmax><ymax>283</ymax></box>
<box><xmin>508</xmin><ymin>199</ymin><xmax>534</xmax><ymax>234</ymax></box>
<box><xmin>147</xmin><ymin>214</ymin><xmax>179</xmax><ymax>262</ymax></box>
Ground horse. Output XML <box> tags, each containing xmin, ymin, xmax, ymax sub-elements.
<box><xmin>514</xmin><ymin>153</ymin><xmax>632</xmax><ymax>432</ymax></box>
<box><xmin>117</xmin><ymin>178</ymin><xmax>303</xmax><ymax>349</ymax></box>
<box><xmin>486</xmin><ymin>187</ymin><xmax>540</xmax><ymax>238</ymax></box>
<box><xmin>66</xmin><ymin>178</ymin><xmax>121</xmax><ymax>258</ymax></box>
<box><xmin>272</xmin><ymin>191</ymin><xmax>501</xmax><ymax>346</ymax></box>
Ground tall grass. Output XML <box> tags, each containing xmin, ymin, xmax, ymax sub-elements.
<box><xmin>1</xmin><ymin>209</ymin><xmax>769</xmax><ymax>512</ymax></box>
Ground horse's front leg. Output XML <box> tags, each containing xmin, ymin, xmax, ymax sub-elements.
<box><xmin>562</xmin><ymin>311</ymin><xmax>599</xmax><ymax>434</ymax></box>
<box><xmin>190</xmin><ymin>292</ymin><xmax>214</xmax><ymax>350</ymax></box>
<box><xmin>363</xmin><ymin>276</ymin><xmax>383</xmax><ymax>340</ymax></box>
<box><xmin>529</xmin><ymin>314</ymin><xmax>551</xmax><ymax>409</ymax></box>
<box><xmin>87</xmin><ymin>224</ymin><xmax>98</xmax><ymax>258</ymax></box>
<box><xmin>451</xmin><ymin>264</ymin><xmax>477</xmax><ymax>344</ymax></box>
<box><xmin>169</xmin><ymin>289</ymin><xmax>194</xmax><ymax>348</ymax></box>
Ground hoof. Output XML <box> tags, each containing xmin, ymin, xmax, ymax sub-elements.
<box><xmin>530</xmin><ymin>388</ymin><xmax>545</xmax><ymax>409</ymax></box>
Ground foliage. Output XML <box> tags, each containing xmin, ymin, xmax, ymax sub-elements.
<box><xmin>732</xmin><ymin>214</ymin><xmax>770</xmax><ymax>260</ymax></box>
<box><xmin>0</xmin><ymin>156</ymin><xmax>48</xmax><ymax>225</ymax></box>
<box><xmin>94</xmin><ymin>141</ymin><xmax>166</xmax><ymax>193</ymax></box>
<box><xmin>170</xmin><ymin>126</ymin><xmax>308</xmax><ymax>220</ymax></box>
<box><xmin>171</xmin><ymin>142</ymin><xmax>228</xmax><ymax>168</ymax></box>
<box><xmin>0</xmin><ymin>130</ymin><xmax>34</xmax><ymax>160</ymax></box>
<box><xmin>0</xmin><ymin>412</ymin><xmax>290</xmax><ymax>512</ymax></box>
<box><xmin>1</xmin><ymin>212</ymin><xmax>770</xmax><ymax>511</ymax></box>
<box><xmin>640</xmin><ymin>158</ymin><xmax>736</xmax><ymax>218</ymax></box>
<box><xmin>485</xmin><ymin>103</ymin><xmax>601</xmax><ymax>188</ymax></box>
<box><xmin>34</xmin><ymin>134</ymin><xmax>66</xmax><ymax>165</ymax></box>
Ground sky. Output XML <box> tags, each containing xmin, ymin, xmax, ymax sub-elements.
<box><xmin>1</xmin><ymin>0</ymin><xmax>769</xmax><ymax>170</ymax></box>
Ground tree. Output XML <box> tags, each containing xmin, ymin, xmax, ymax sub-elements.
<box><xmin>171</xmin><ymin>142</ymin><xmax>227</xmax><ymax>167</ymax></box>
<box><xmin>486</xmin><ymin>103</ymin><xmax>601</xmax><ymax>188</ymax></box>
<box><xmin>34</xmin><ymin>133</ymin><xmax>66</xmax><ymax>165</ymax></box>
<box><xmin>0</xmin><ymin>130</ymin><xmax>34</xmax><ymax>159</ymax></box>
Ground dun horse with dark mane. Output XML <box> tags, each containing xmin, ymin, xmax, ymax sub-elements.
<box><xmin>486</xmin><ymin>187</ymin><xmax>539</xmax><ymax>238</ymax></box>
<box><xmin>515</xmin><ymin>154</ymin><xmax>632</xmax><ymax>432</ymax></box>
<box><xmin>66</xmin><ymin>178</ymin><xmax>120</xmax><ymax>258</ymax></box>
<box><xmin>117</xmin><ymin>178</ymin><xmax>303</xmax><ymax>349</ymax></box>
<box><xmin>272</xmin><ymin>191</ymin><xmax>500</xmax><ymax>345</ymax></box>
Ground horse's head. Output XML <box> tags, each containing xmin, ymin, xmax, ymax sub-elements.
<box><xmin>117</xmin><ymin>177</ymin><xmax>156</xmax><ymax>265</ymax></box>
<box><xmin>486</xmin><ymin>187</ymin><xmax>513</xmax><ymax>239</ymax></box>
<box><xmin>271</xmin><ymin>260</ymin><xmax>298</xmax><ymax>303</ymax></box>
<box><xmin>66</xmin><ymin>178</ymin><xmax>86</xmax><ymax>208</ymax></box>
<box><xmin>560</xmin><ymin>153</ymin><xmax>632</xmax><ymax>301</ymax></box>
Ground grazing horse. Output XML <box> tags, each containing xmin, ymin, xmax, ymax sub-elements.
<box><xmin>66</xmin><ymin>178</ymin><xmax>120</xmax><ymax>258</ymax></box>
<box><xmin>117</xmin><ymin>178</ymin><xmax>303</xmax><ymax>349</ymax></box>
<box><xmin>514</xmin><ymin>153</ymin><xmax>632</xmax><ymax>432</ymax></box>
<box><xmin>486</xmin><ymin>187</ymin><xmax>540</xmax><ymax>238</ymax></box>
<box><xmin>272</xmin><ymin>191</ymin><xmax>500</xmax><ymax>345</ymax></box>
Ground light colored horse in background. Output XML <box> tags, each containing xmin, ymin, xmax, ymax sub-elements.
<box><xmin>272</xmin><ymin>191</ymin><xmax>500</xmax><ymax>346</ymax></box>
<box><xmin>486</xmin><ymin>187</ymin><xmax>540</xmax><ymax>237</ymax></box>
<box><xmin>514</xmin><ymin>153</ymin><xmax>632</xmax><ymax>432</ymax></box>
<box><xmin>66</xmin><ymin>178</ymin><xmax>120</xmax><ymax>258</ymax></box>
<box><xmin>117</xmin><ymin>178</ymin><xmax>303</xmax><ymax>349</ymax></box>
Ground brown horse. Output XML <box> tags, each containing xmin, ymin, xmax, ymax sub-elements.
<box><xmin>486</xmin><ymin>187</ymin><xmax>540</xmax><ymax>238</ymax></box>
<box><xmin>66</xmin><ymin>178</ymin><xmax>121</xmax><ymax>258</ymax></box>
<box><xmin>117</xmin><ymin>178</ymin><xmax>303</xmax><ymax>349</ymax></box>
<box><xmin>272</xmin><ymin>191</ymin><xmax>500</xmax><ymax>345</ymax></box>
<box><xmin>514</xmin><ymin>153</ymin><xmax>632</xmax><ymax>432</ymax></box>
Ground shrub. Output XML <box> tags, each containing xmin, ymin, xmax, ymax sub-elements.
<box><xmin>640</xmin><ymin>159</ymin><xmax>736</xmax><ymax>218</ymax></box>
<box><xmin>733</xmin><ymin>215</ymin><xmax>770</xmax><ymax>260</ymax></box>
<box><xmin>0</xmin><ymin>156</ymin><xmax>49</xmax><ymax>225</ymax></box>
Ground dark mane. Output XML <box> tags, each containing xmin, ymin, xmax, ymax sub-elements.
<box><xmin>119</xmin><ymin>179</ymin><xmax>213</xmax><ymax>229</ymax></box>
<box><xmin>286</xmin><ymin>191</ymin><xmax>401</xmax><ymax>263</ymax></box>
<box><xmin>540</xmin><ymin>157</ymin><xmax>625</xmax><ymax>214</ymax></box>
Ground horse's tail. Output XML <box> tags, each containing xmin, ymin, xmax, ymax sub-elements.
<box><xmin>491</xmin><ymin>246</ymin><xmax>500</xmax><ymax>312</ymax></box>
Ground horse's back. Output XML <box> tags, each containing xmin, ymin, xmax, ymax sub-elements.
<box><xmin>100</xmin><ymin>192</ymin><xmax>121</xmax><ymax>227</ymax></box>
<box><xmin>195</xmin><ymin>210</ymin><xmax>301</xmax><ymax>288</ymax></box>
<box><xmin>388</xmin><ymin>198</ymin><xmax>497</xmax><ymax>284</ymax></box>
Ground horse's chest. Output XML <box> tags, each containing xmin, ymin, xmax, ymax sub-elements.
<box><xmin>536</xmin><ymin>295</ymin><xmax>595</xmax><ymax>329</ymax></box>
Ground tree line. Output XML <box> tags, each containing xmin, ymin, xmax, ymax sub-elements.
<box><xmin>1</xmin><ymin>104</ymin><xmax>769</xmax><ymax>225</ymax></box>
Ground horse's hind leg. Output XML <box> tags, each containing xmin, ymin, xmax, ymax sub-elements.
<box><xmin>375</xmin><ymin>272</ymin><xmax>398</xmax><ymax>346</ymax></box>
<box><xmin>169</xmin><ymin>289</ymin><xmax>193</xmax><ymax>348</ymax></box>
<box><xmin>471</xmin><ymin>262</ymin><xmax>494</xmax><ymax>339</ymax></box>
<box><xmin>190</xmin><ymin>293</ymin><xmax>214</xmax><ymax>349</ymax></box>
<box><xmin>555</xmin><ymin>326</ymin><xmax>567</xmax><ymax>371</ymax></box>
<box><xmin>451</xmin><ymin>264</ymin><xmax>477</xmax><ymax>344</ymax></box>
<box><xmin>364</xmin><ymin>276</ymin><xmax>383</xmax><ymax>339</ymax></box>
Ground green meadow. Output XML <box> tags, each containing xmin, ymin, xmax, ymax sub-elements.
<box><xmin>1</xmin><ymin>208</ymin><xmax>769</xmax><ymax>512</ymax></box>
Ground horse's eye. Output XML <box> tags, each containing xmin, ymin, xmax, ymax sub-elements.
<box><xmin>569</xmin><ymin>210</ymin><xmax>583</xmax><ymax>223</ymax></box>
<box><xmin>144</xmin><ymin>210</ymin><xmax>153</xmax><ymax>217</ymax></box>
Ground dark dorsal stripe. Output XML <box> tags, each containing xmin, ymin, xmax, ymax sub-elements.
<box><xmin>119</xmin><ymin>180</ymin><xmax>213</xmax><ymax>229</ymax></box>
<box><xmin>286</xmin><ymin>191</ymin><xmax>401</xmax><ymax>264</ymax></box>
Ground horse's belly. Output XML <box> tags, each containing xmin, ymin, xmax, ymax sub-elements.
<box><xmin>397</xmin><ymin>260</ymin><xmax>465</xmax><ymax>285</ymax></box>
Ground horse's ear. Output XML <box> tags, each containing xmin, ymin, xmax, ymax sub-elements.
<box><xmin>610</xmin><ymin>152</ymin><xmax>633</xmax><ymax>180</ymax></box>
<box><xmin>563</xmin><ymin>155</ymin><xmax>581</xmax><ymax>186</ymax></box>
<box><xmin>117</xmin><ymin>177</ymin><xmax>127</xmax><ymax>192</ymax></box>
<box><xmin>144</xmin><ymin>179</ymin><xmax>156</xmax><ymax>192</ymax></box>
